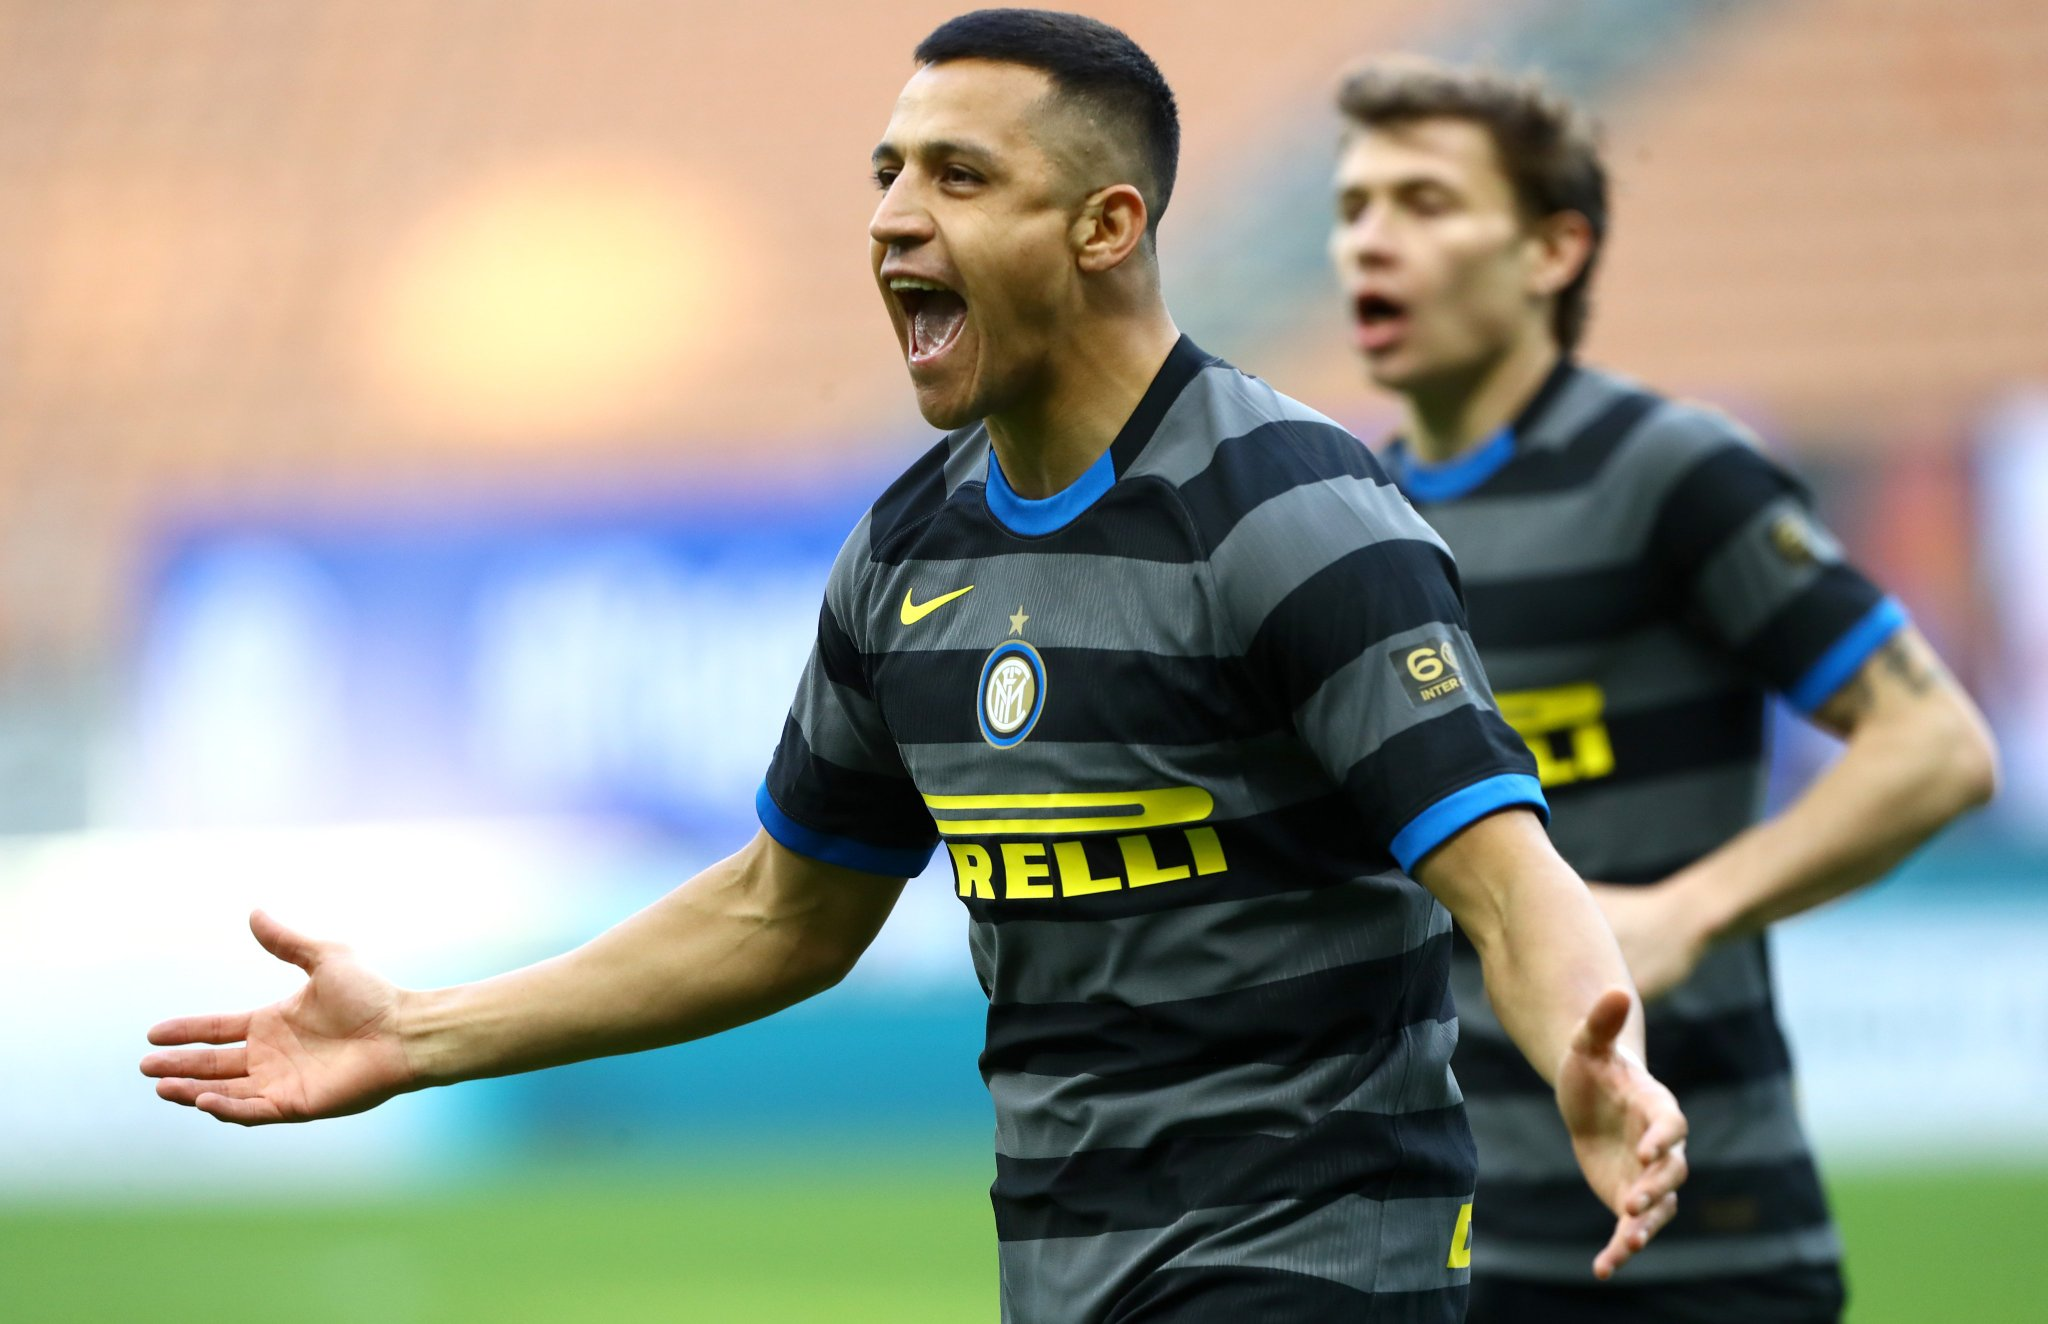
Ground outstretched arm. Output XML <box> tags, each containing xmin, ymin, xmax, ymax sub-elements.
<box><xmin>1414</xmin><ymin>809</ymin><xmax>1688</xmax><ymax>1280</ymax></box>
<box><xmin>141</xmin><ymin>831</ymin><xmax>904</xmax><ymax>1125</ymax></box>
<box><xmin>1593</xmin><ymin>625</ymin><xmax>1999</xmax><ymax>999</ymax></box>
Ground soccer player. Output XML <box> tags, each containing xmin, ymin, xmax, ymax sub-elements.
<box><xmin>142</xmin><ymin>13</ymin><xmax>1688</xmax><ymax>1320</ymax></box>
<box><xmin>1328</xmin><ymin>58</ymin><xmax>1999</xmax><ymax>1324</ymax></box>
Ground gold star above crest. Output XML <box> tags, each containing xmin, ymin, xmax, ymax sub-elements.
<box><xmin>1008</xmin><ymin>605</ymin><xmax>1030</xmax><ymax>635</ymax></box>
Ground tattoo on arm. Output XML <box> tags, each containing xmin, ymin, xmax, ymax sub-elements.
<box><xmin>1816</xmin><ymin>631</ymin><xmax>1949</xmax><ymax>735</ymax></box>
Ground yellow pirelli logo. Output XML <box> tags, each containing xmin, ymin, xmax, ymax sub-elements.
<box><xmin>1448</xmin><ymin>1201</ymin><xmax>1473</xmax><ymax>1269</ymax></box>
<box><xmin>1495</xmin><ymin>684</ymin><xmax>1615</xmax><ymax>788</ymax></box>
<box><xmin>947</xmin><ymin>829</ymin><xmax>1228</xmax><ymax>901</ymax></box>
<box><xmin>927</xmin><ymin>786</ymin><xmax>1227</xmax><ymax>901</ymax></box>
<box><xmin>922</xmin><ymin>787</ymin><xmax>1214</xmax><ymax>838</ymax></box>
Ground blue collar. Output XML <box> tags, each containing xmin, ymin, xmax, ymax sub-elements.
<box><xmin>1388</xmin><ymin>425</ymin><xmax>1516</xmax><ymax>503</ymax></box>
<box><xmin>985</xmin><ymin>444</ymin><xmax>1116</xmax><ymax>536</ymax></box>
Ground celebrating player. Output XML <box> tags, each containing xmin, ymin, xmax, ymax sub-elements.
<box><xmin>143</xmin><ymin>14</ymin><xmax>1687</xmax><ymax>1320</ymax></box>
<box><xmin>1328</xmin><ymin>57</ymin><xmax>1998</xmax><ymax>1324</ymax></box>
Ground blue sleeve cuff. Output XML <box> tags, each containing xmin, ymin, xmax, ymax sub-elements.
<box><xmin>1389</xmin><ymin>773</ymin><xmax>1548</xmax><ymax>874</ymax></box>
<box><xmin>1783</xmin><ymin>597</ymin><xmax>1911</xmax><ymax>714</ymax></box>
<box><xmin>755</xmin><ymin>781</ymin><xmax>935</xmax><ymax>878</ymax></box>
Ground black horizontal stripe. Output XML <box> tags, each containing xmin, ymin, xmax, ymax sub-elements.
<box><xmin>1536</xmin><ymin>690</ymin><xmax>1766</xmax><ymax>801</ymax></box>
<box><xmin>875</xmin><ymin>645</ymin><xmax>1273</xmax><ymax>746</ymax></box>
<box><xmin>982</xmin><ymin>933</ymin><xmax>1452</xmax><ymax>1081</ymax></box>
<box><xmin>865</xmin><ymin>437</ymin><xmax>952</xmax><ymax>558</ymax></box>
<box><xmin>1477</xmin><ymin>1157</ymin><xmax>1831</xmax><ymax>1248</ymax></box>
<box><xmin>1453</xmin><ymin>1001</ymin><xmax>1792</xmax><ymax>1099</ymax></box>
<box><xmin>1731</xmin><ymin>567</ymin><xmax>1888</xmax><ymax>698</ymax></box>
<box><xmin>814</xmin><ymin>602</ymin><xmax>869</xmax><ymax>697</ymax></box>
<box><xmin>954</xmin><ymin>791</ymin><xmax>1394</xmax><ymax>925</ymax></box>
<box><xmin>874</xmin><ymin>479</ymin><xmax>1202</xmax><ymax>564</ymax></box>
<box><xmin>1109</xmin><ymin>335</ymin><xmax>1218</xmax><ymax>476</ymax></box>
<box><xmin>1339</xmin><ymin>706</ymin><xmax>1540</xmax><ymax>855</ymax></box>
<box><xmin>1106</xmin><ymin>1269</ymin><xmax>1462</xmax><ymax>1324</ymax></box>
<box><xmin>1462</xmin><ymin>562</ymin><xmax>1660</xmax><ymax>650</ymax></box>
<box><xmin>993</xmin><ymin>1105</ymin><xmax>1474</xmax><ymax>1240</ymax></box>
<box><xmin>1247</xmin><ymin>538</ymin><xmax>1468</xmax><ymax>711</ymax></box>
<box><xmin>1467</xmin><ymin>1264</ymin><xmax>1844</xmax><ymax>1324</ymax></box>
<box><xmin>763</xmin><ymin>718</ymin><xmax>935</xmax><ymax>850</ymax></box>
<box><xmin>1177</xmin><ymin>418</ymin><xmax>1391</xmax><ymax>552</ymax></box>
<box><xmin>1648</xmin><ymin>441</ymin><xmax>1801</xmax><ymax>581</ymax></box>
<box><xmin>1459</xmin><ymin>389</ymin><xmax>1660</xmax><ymax>500</ymax></box>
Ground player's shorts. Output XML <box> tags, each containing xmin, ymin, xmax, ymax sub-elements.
<box><xmin>1466</xmin><ymin>1263</ymin><xmax>1844</xmax><ymax>1324</ymax></box>
<box><xmin>1101</xmin><ymin>1267</ymin><xmax>1465</xmax><ymax>1322</ymax></box>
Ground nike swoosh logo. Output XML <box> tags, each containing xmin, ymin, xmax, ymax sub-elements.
<box><xmin>901</xmin><ymin>584</ymin><xmax>974</xmax><ymax>625</ymax></box>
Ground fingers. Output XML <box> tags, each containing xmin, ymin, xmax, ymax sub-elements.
<box><xmin>147</xmin><ymin>1012</ymin><xmax>252</xmax><ymax>1047</ymax></box>
<box><xmin>1625</xmin><ymin>1141</ymin><xmax>1688</xmax><ymax>1215</ymax></box>
<box><xmin>249</xmin><ymin>909</ymin><xmax>324</xmax><ymax>974</ymax></box>
<box><xmin>196</xmin><ymin>1092</ymin><xmax>285</xmax><ymax>1126</ymax></box>
<box><xmin>1571</xmin><ymin>987</ymin><xmax>1633</xmax><ymax>1058</ymax></box>
<box><xmin>155</xmin><ymin>1075</ymin><xmax>261</xmax><ymax>1107</ymax></box>
<box><xmin>1637</xmin><ymin>1105</ymin><xmax>1690</xmax><ymax>1164</ymax></box>
<box><xmin>1592</xmin><ymin>1192</ymin><xmax>1678</xmax><ymax>1280</ymax></box>
<box><xmin>140</xmin><ymin>1046</ymin><xmax>247</xmax><ymax>1081</ymax></box>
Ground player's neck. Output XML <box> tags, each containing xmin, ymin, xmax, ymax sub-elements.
<box><xmin>1402</xmin><ymin>332</ymin><xmax>1561</xmax><ymax>465</ymax></box>
<box><xmin>984</xmin><ymin>310</ymin><xmax>1182</xmax><ymax>499</ymax></box>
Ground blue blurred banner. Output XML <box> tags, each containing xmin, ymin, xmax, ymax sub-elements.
<box><xmin>126</xmin><ymin>481</ymin><xmax>878</xmax><ymax>834</ymax></box>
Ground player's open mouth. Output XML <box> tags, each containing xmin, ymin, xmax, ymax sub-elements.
<box><xmin>891</xmin><ymin>277</ymin><xmax>969</xmax><ymax>366</ymax></box>
<box><xmin>1354</xmin><ymin>293</ymin><xmax>1408</xmax><ymax>352</ymax></box>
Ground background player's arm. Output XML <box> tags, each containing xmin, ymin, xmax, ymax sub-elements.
<box><xmin>1595</xmin><ymin>627</ymin><xmax>1998</xmax><ymax>1001</ymax></box>
<box><xmin>1415</xmin><ymin>808</ymin><xmax>1688</xmax><ymax>1279</ymax></box>
<box><xmin>142</xmin><ymin>831</ymin><xmax>904</xmax><ymax>1125</ymax></box>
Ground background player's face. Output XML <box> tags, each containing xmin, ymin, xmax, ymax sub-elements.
<box><xmin>869</xmin><ymin>61</ymin><xmax>1084</xmax><ymax>430</ymax></box>
<box><xmin>1329</xmin><ymin>117</ymin><xmax>1553</xmax><ymax>393</ymax></box>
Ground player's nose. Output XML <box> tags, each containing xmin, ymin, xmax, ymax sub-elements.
<box><xmin>1335</xmin><ymin>214</ymin><xmax>1397</xmax><ymax>270</ymax></box>
<box><xmin>869</xmin><ymin>179</ymin><xmax>935</xmax><ymax>249</ymax></box>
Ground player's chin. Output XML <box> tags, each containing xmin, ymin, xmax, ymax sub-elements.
<box><xmin>906</xmin><ymin>355</ymin><xmax>985</xmax><ymax>430</ymax></box>
<box><xmin>1357</xmin><ymin>345</ymin><xmax>1425</xmax><ymax>390</ymax></box>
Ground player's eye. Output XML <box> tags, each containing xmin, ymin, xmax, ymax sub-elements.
<box><xmin>941</xmin><ymin>164</ymin><xmax>982</xmax><ymax>187</ymax></box>
<box><xmin>873</xmin><ymin>167</ymin><xmax>899</xmax><ymax>192</ymax></box>
<box><xmin>1409</xmin><ymin>187</ymin><xmax>1456</xmax><ymax>216</ymax></box>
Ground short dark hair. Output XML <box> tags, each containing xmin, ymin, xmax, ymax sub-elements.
<box><xmin>915</xmin><ymin>8</ymin><xmax>1180</xmax><ymax>236</ymax></box>
<box><xmin>1337</xmin><ymin>58</ymin><xmax>1608</xmax><ymax>353</ymax></box>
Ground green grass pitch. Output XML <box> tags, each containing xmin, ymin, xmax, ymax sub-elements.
<box><xmin>2</xmin><ymin>1161</ymin><xmax>2041</xmax><ymax>1321</ymax></box>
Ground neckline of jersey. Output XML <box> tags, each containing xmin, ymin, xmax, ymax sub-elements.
<box><xmin>1388</xmin><ymin>356</ymin><xmax>1580</xmax><ymax>503</ymax></box>
<box><xmin>982</xmin><ymin>334</ymin><xmax>1215</xmax><ymax>537</ymax></box>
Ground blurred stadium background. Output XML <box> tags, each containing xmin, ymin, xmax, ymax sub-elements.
<box><xmin>1</xmin><ymin>0</ymin><xmax>2044</xmax><ymax>1319</ymax></box>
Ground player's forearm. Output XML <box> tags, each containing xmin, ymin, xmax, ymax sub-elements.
<box><xmin>1665</xmin><ymin>687</ymin><xmax>1997</xmax><ymax>943</ymax></box>
<box><xmin>1419</xmin><ymin>811</ymin><xmax>1644</xmax><ymax>1083</ymax></box>
<box><xmin>399</xmin><ymin>839</ymin><xmax>896</xmax><ymax>1088</ymax></box>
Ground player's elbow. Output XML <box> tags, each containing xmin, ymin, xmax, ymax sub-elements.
<box><xmin>1910</xmin><ymin>691</ymin><xmax>2000</xmax><ymax>820</ymax></box>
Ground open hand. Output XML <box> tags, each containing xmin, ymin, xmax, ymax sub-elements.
<box><xmin>140</xmin><ymin>910</ymin><xmax>416</xmax><ymax>1126</ymax></box>
<box><xmin>1556</xmin><ymin>988</ymin><xmax>1689</xmax><ymax>1279</ymax></box>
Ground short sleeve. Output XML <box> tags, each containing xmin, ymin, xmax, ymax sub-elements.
<box><xmin>1647</xmin><ymin>428</ymin><xmax>1906</xmax><ymax>714</ymax></box>
<box><xmin>1207</xmin><ymin>437</ymin><xmax>1544</xmax><ymax>874</ymax></box>
<box><xmin>758</xmin><ymin>521</ymin><xmax>938</xmax><ymax>878</ymax></box>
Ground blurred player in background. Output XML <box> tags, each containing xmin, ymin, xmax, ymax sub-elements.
<box><xmin>1328</xmin><ymin>57</ymin><xmax>2000</xmax><ymax>1324</ymax></box>
<box><xmin>142</xmin><ymin>13</ymin><xmax>1691</xmax><ymax>1320</ymax></box>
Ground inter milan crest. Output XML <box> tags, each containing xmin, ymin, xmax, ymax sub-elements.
<box><xmin>978</xmin><ymin>634</ymin><xmax>1046</xmax><ymax>749</ymax></box>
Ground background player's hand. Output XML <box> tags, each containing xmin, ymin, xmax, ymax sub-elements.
<box><xmin>1586</xmin><ymin>883</ymin><xmax>1707</xmax><ymax>1003</ymax></box>
<box><xmin>140</xmin><ymin>909</ymin><xmax>416</xmax><ymax>1125</ymax></box>
<box><xmin>1556</xmin><ymin>987</ymin><xmax>1689</xmax><ymax>1280</ymax></box>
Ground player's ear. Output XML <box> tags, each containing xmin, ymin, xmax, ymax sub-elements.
<box><xmin>1526</xmin><ymin>209</ymin><xmax>1594</xmax><ymax>299</ymax></box>
<box><xmin>1072</xmin><ymin>183</ymin><xmax>1149</xmax><ymax>274</ymax></box>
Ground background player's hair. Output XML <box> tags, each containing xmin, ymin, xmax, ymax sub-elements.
<box><xmin>1338</xmin><ymin>57</ymin><xmax>1608</xmax><ymax>354</ymax></box>
<box><xmin>915</xmin><ymin>8</ymin><xmax>1180</xmax><ymax>239</ymax></box>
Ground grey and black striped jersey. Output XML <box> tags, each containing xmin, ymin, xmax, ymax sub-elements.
<box><xmin>1386</xmin><ymin>359</ymin><xmax>1903</xmax><ymax>1291</ymax></box>
<box><xmin>761</xmin><ymin>337</ymin><xmax>1544</xmax><ymax>1323</ymax></box>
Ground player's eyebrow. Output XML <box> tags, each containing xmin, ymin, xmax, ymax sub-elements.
<box><xmin>871</xmin><ymin>137</ymin><xmax>1001</xmax><ymax>172</ymax></box>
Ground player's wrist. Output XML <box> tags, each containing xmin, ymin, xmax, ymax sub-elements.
<box><xmin>392</xmin><ymin>985</ymin><xmax>471</xmax><ymax>1090</ymax></box>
